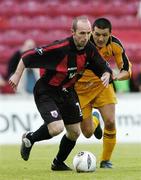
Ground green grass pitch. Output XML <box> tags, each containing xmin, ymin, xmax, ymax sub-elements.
<box><xmin>0</xmin><ymin>143</ymin><xmax>141</xmax><ymax>180</ymax></box>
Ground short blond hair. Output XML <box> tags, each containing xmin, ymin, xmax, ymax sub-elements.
<box><xmin>72</xmin><ymin>16</ymin><xmax>89</xmax><ymax>31</ymax></box>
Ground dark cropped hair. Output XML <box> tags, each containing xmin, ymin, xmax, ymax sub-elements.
<box><xmin>92</xmin><ymin>18</ymin><xmax>112</xmax><ymax>33</ymax></box>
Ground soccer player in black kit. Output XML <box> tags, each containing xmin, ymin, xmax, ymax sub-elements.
<box><xmin>9</xmin><ymin>16</ymin><xmax>112</xmax><ymax>171</ymax></box>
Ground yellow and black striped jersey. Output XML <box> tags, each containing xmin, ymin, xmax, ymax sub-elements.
<box><xmin>78</xmin><ymin>35</ymin><xmax>132</xmax><ymax>83</ymax></box>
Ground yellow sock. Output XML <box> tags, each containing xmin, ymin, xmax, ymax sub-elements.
<box><xmin>92</xmin><ymin>114</ymin><xmax>99</xmax><ymax>131</ymax></box>
<box><xmin>101</xmin><ymin>128</ymin><xmax>116</xmax><ymax>161</ymax></box>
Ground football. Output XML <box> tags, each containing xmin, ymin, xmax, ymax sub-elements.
<box><xmin>73</xmin><ymin>151</ymin><xmax>96</xmax><ymax>172</ymax></box>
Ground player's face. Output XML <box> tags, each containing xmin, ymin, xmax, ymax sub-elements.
<box><xmin>72</xmin><ymin>20</ymin><xmax>92</xmax><ymax>50</ymax></box>
<box><xmin>92</xmin><ymin>26</ymin><xmax>110</xmax><ymax>48</ymax></box>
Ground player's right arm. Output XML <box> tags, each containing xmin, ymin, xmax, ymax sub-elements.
<box><xmin>8</xmin><ymin>59</ymin><xmax>25</xmax><ymax>91</ymax></box>
<box><xmin>111</xmin><ymin>36</ymin><xmax>132</xmax><ymax>81</ymax></box>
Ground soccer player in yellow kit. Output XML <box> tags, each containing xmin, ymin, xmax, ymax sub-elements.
<box><xmin>75</xmin><ymin>18</ymin><xmax>132</xmax><ymax>168</ymax></box>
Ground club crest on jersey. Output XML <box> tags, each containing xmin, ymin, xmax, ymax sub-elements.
<box><xmin>35</xmin><ymin>47</ymin><xmax>43</xmax><ymax>55</ymax></box>
<box><xmin>68</xmin><ymin>67</ymin><xmax>77</xmax><ymax>79</ymax></box>
<box><xmin>69</xmin><ymin>72</ymin><xmax>76</xmax><ymax>79</ymax></box>
<box><xmin>50</xmin><ymin>110</ymin><xmax>58</xmax><ymax>118</ymax></box>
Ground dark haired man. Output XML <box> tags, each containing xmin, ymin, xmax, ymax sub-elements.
<box><xmin>75</xmin><ymin>18</ymin><xmax>132</xmax><ymax>168</ymax></box>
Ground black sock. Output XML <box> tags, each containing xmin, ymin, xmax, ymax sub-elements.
<box><xmin>56</xmin><ymin>135</ymin><xmax>76</xmax><ymax>163</ymax></box>
<box><xmin>27</xmin><ymin>124</ymin><xmax>52</xmax><ymax>144</ymax></box>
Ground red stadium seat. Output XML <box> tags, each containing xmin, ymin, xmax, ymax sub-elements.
<box><xmin>132</xmin><ymin>63</ymin><xmax>141</xmax><ymax>80</ymax></box>
<box><xmin>113</xmin><ymin>30</ymin><xmax>141</xmax><ymax>44</ymax></box>
<box><xmin>0</xmin><ymin>17</ymin><xmax>9</xmax><ymax>30</ymax></box>
<box><xmin>20</xmin><ymin>1</ymin><xmax>46</xmax><ymax>16</ymax></box>
<box><xmin>0</xmin><ymin>0</ymin><xmax>20</xmax><ymax>16</ymax></box>
<box><xmin>23</xmin><ymin>29</ymin><xmax>69</xmax><ymax>45</ymax></box>
<box><xmin>24</xmin><ymin>30</ymin><xmax>49</xmax><ymax>45</ymax></box>
<box><xmin>103</xmin><ymin>15</ymin><xmax>141</xmax><ymax>30</ymax></box>
<box><xmin>9</xmin><ymin>16</ymin><xmax>33</xmax><ymax>30</ymax></box>
<box><xmin>0</xmin><ymin>45</ymin><xmax>16</xmax><ymax>63</ymax></box>
<box><xmin>45</xmin><ymin>30</ymin><xmax>70</xmax><ymax>42</ymax></box>
<box><xmin>0</xmin><ymin>30</ymin><xmax>25</xmax><ymax>46</ymax></box>
<box><xmin>0</xmin><ymin>64</ymin><xmax>7</xmax><ymax>76</ymax></box>
<box><xmin>49</xmin><ymin>16</ymin><xmax>72</xmax><ymax>30</ymax></box>
<box><xmin>102</xmin><ymin>1</ymin><xmax>138</xmax><ymax>16</ymax></box>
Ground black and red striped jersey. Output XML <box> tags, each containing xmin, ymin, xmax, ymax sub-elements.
<box><xmin>22</xmin><ymin>36</ymin><xmax>112</xmax><ymax>88</ymax></box>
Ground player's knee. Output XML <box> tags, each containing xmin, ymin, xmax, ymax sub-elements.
<box><xmin>50</xmin><ymin>126</ymin><xmax>64</xmax><ymax>136</ymax></box>
<box><xmin>67</xmin><ymin>129</ymin><xmax>81</xmax><ymax>141</ymax></box>
<box><xmin>105</xmin><ymin>119</ymin><xmax>115</xmax><ymax>130</ymax></box>
<box><xmin>81</xmin><ymin>125</ymin><xmax>93</xmax><ymax>138</ymax></box>
<box><xmin>72</xmin><ymin>129</ymin><xmax>81</xmax><ymax>140</ymax></box>
<box><xmin>82</xmin><ymin>129</ymin><xmax>93</xmax><ymax>138</ymax></box>
<box><xmin>48</xmin><ymin>121</ymin><xmax>64</xmax><ymax>136</ymax></box>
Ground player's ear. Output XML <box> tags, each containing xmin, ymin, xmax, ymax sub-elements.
<box><xmin>71</xmin><ymin>29</ymin><xmax>75</xmax><ymax>35</ymax></box>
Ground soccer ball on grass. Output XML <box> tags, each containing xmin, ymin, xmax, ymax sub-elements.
<box><xmin>73</xmin><ymin>151</ymin><xmax>96</xmax><ymax>172</ymax></box>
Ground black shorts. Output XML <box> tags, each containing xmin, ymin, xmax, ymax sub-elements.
<box><xmin>33</xmin><ymin>79</ymin><xmax>83</xmax><ymax>125</ymax></box>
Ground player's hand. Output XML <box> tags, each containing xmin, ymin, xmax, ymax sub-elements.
<box><xmin>101</xmin><ymin>72</ymin><xmax>110</xmax><ymax>87</ymax></box>
<box><xmin>8</xmin><ymin>59</ymin><xmax>25</xmax><ymax>91</ymax></box>
<box><xmin>113</xmin><ymin>70</ymin><xmax>130</xmax><ymax>81</ymax></box>
<box><xmin>8</xmin><ymin>73</ymin><xmax>20</xmax><ymax>91</ymax></box>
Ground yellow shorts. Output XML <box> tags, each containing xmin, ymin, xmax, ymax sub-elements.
<box><xmin>75</xmin><ymin>82</ymin><xmax>117</xmax><ymax>119</ymax></box>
